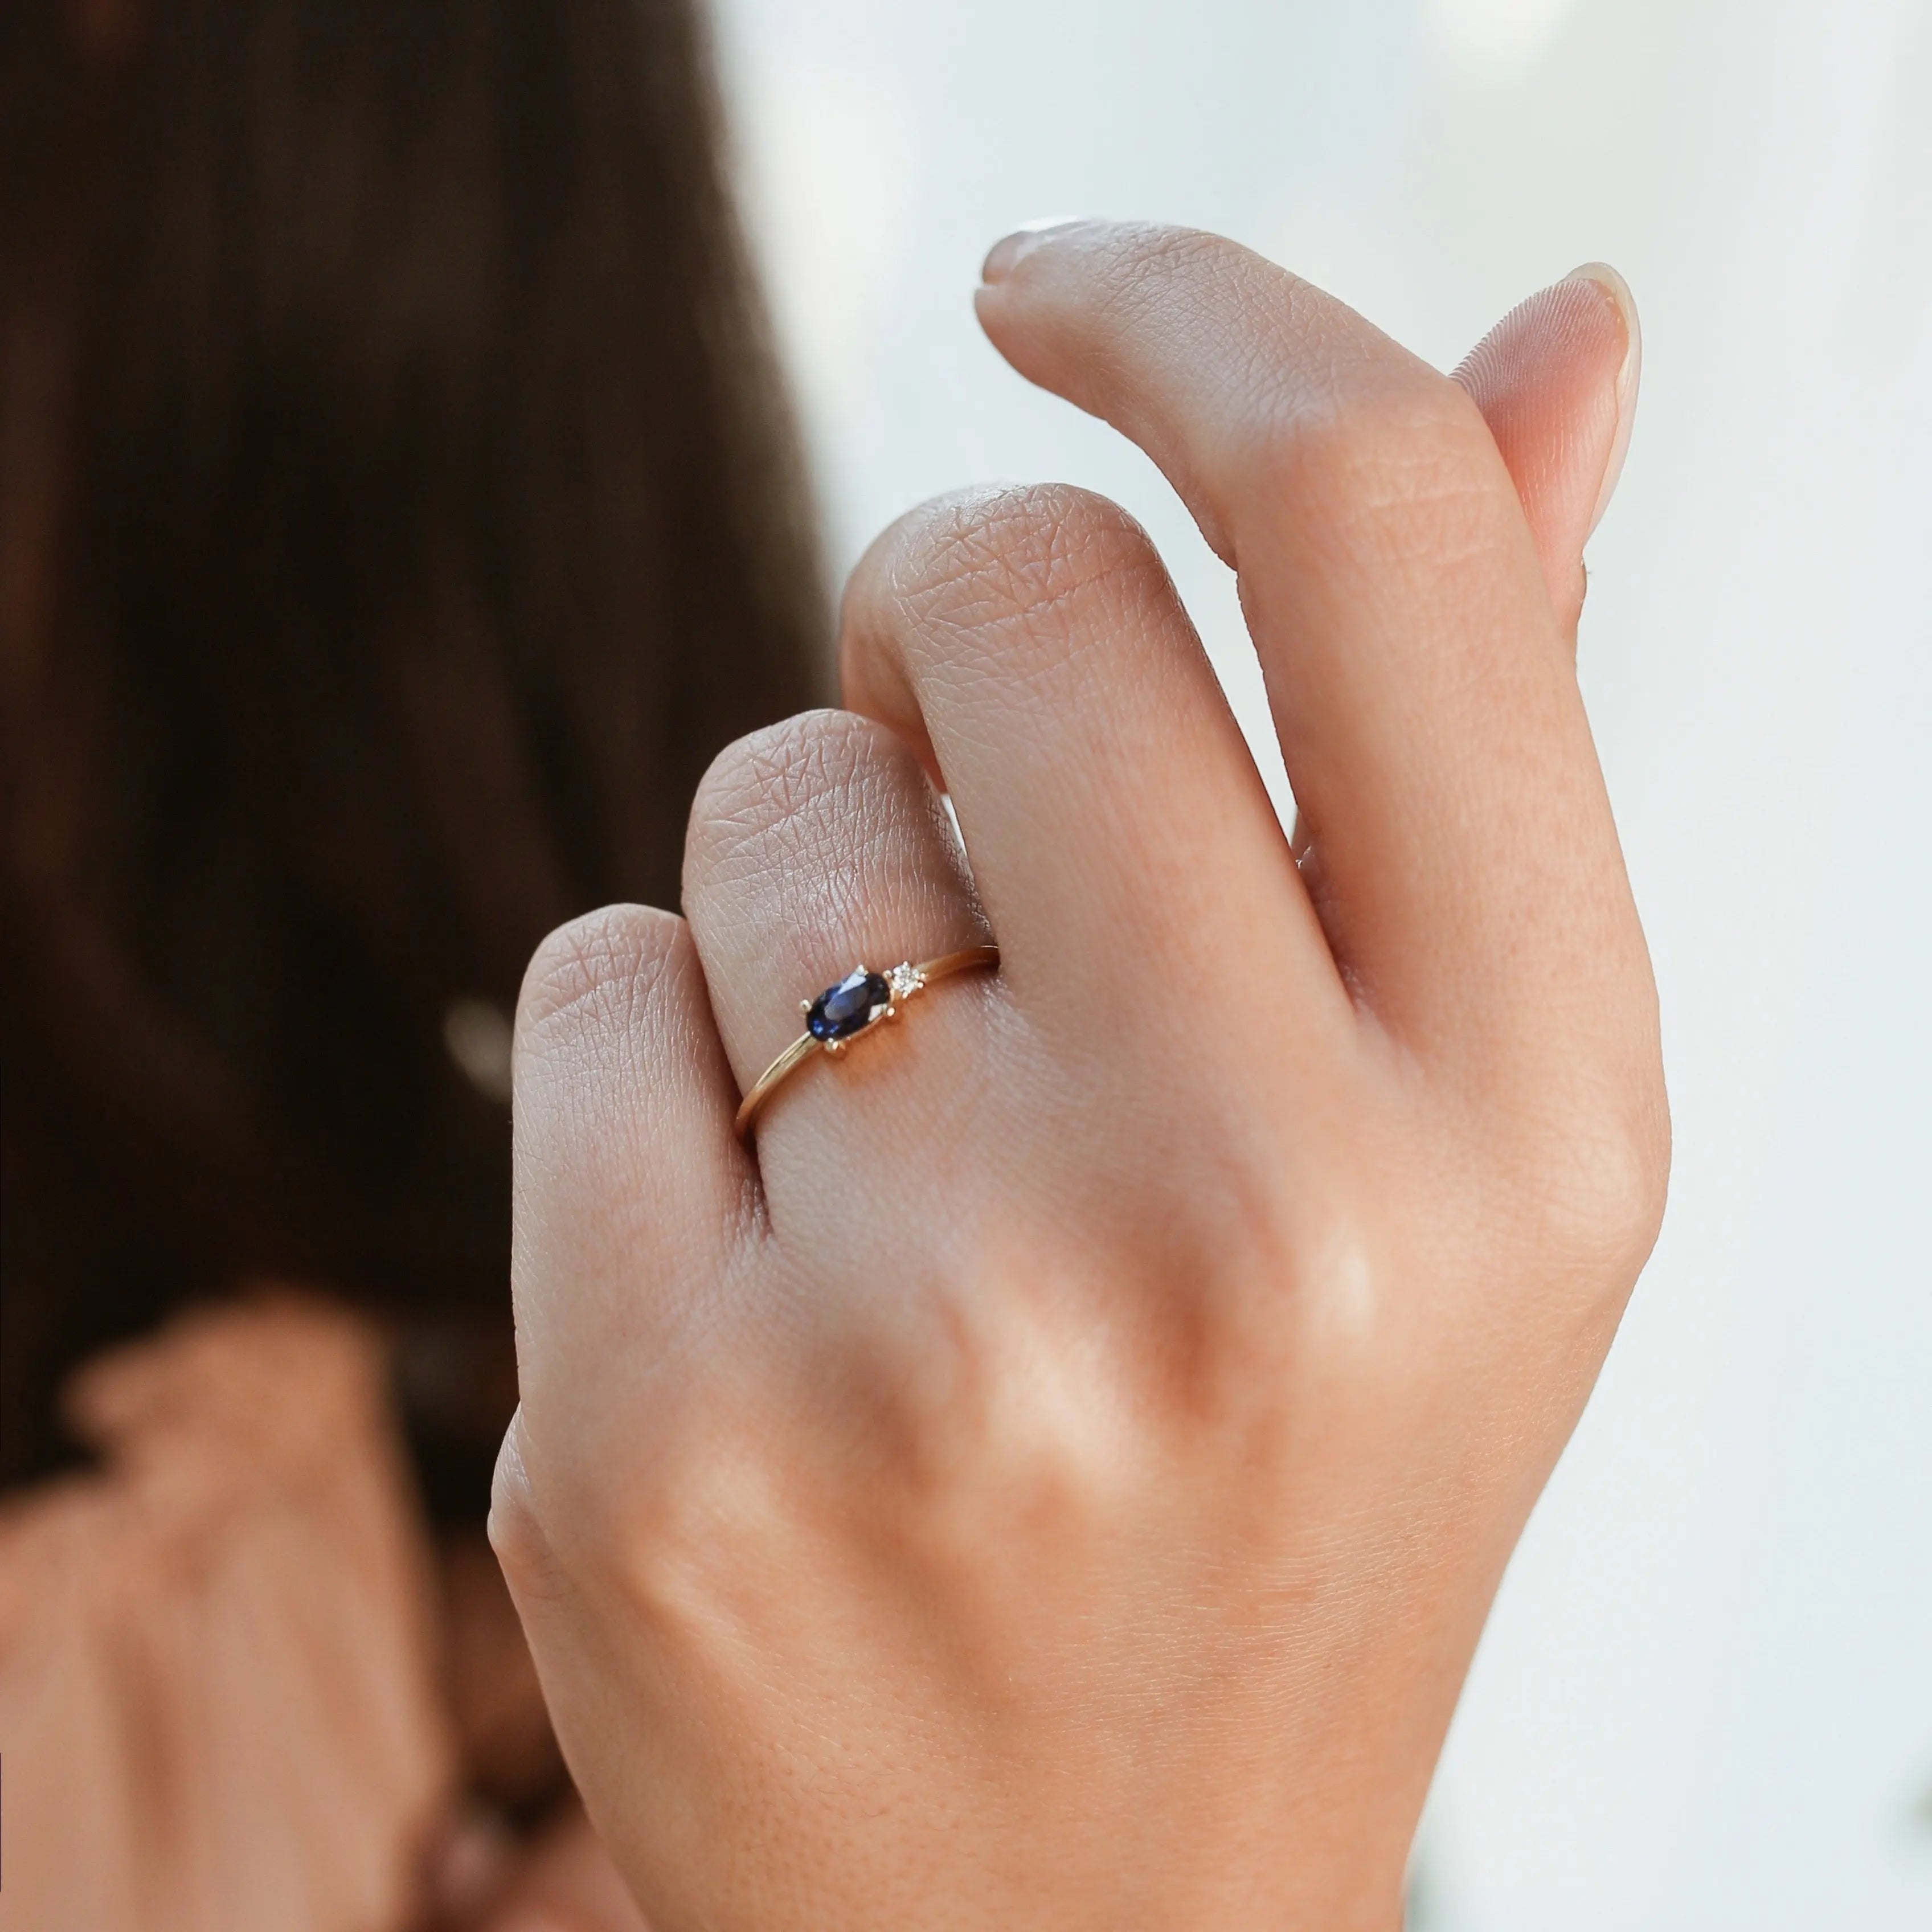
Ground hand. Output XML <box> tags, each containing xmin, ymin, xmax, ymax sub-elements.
<box><xmin>492</xmin><ymin>223</ymin><xmax>1665</xmax><ymax>1932</ymax></box>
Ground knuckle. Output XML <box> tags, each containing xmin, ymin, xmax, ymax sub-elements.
<box><xmin>687</xmin><ymin>709</ymin><xmax>906</xmax><ymax>879</ymax></box>
<box><xmin>1601</xmin><ymin>1094</ymin><xmax>1672</xmax><ymax>1267</ymax></box>
<box><xmin>871</xmin><ymin>1227</ymin><xmax>1247</xmax><ymax>1528</ymax></box>
<box><xmin>685</xmin><ymin>710</ymin><xmax>939</xmax><ymax>908</ymax></box>
<box><xmin>517</xmin><ymin>902</ymin><xmax>690</xmax><ymax>1047</ymax></box>
<box><xmin>1522</xmin><ymin>1090</ymin><xmax>1672</xmax><ymax>1286</ymax></box>
<box><xmin>1246</xmin><ymin>371</ymin><xmax>1505</xmax><ymax>552</ymax></box>
<box><xmin>884</xmin><ymin>483</ymin><xmax>1167</xmax><ymax>665</ymax></box>
<box><xmin>488</xmin><ymin>1414</ymin><xmax>576</xmax><ymax>1608</ymax></box>
<box><xmin>879</xmin><ymin>1325</ymin><xmax>1153</xmax><ymax>1582</ymax></box>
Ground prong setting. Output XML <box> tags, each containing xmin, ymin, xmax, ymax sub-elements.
<box><xmin>735</xmin><ymin>944</ymin><xmax>998</xmax><ymax>1139</ymax></box>
<box><xmin>803</xmin><ymin>966</ymin><xmax>894</xmax><ymax>1046</ymax></box>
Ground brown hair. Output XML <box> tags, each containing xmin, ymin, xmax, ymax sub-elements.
<box><xmin>0</xmin><ymin>0</ymin><xmax>827</xmax><ymax>1486</ymax></box>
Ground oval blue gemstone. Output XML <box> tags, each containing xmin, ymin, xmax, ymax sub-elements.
<box><xmin>807</xmin><ymin>968</ymin><xmax>891</xmax><ymax>1043</ymax></box>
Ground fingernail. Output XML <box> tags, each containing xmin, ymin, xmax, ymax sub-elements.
<box><xmin>1566</xmin><ymin>261</ymin><xmax>1642</xmax><ymax>535</ymax></box>
<box><xmin>980</xmin><ymin>218</ymin><xmax>1083</xmax><ymax>285</ymax></box>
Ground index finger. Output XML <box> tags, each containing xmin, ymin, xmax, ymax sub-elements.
<box><xmin>976</xmin><ymin>223</ymin><xmax>1650</xmax><ymax>1087</ymax></box>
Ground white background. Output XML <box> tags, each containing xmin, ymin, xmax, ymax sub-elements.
<box><xmin>707</xmin><ymin>0</ymin><xmax>1932</xmax><ymax>1922</ymax></box>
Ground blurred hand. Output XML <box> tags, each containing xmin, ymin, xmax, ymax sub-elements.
<box><xmin>427</xmin><ymin>1798</ymin><xmax>649</xmax><ymax>1932</ymax></box>
<box><xmin>492</xmin><ymin>223</ymin><xmax>1663</xmax><ymax>1932</ymax></box>
<box><xmin>477</xmin><ymin>1802</ymin><xmax>650</xmax><ymax>1932</ymax></box>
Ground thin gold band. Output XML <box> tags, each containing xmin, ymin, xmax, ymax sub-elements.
<box><xmin>733</xmin><ymin>944</ymin><xmax>1000</xmax><ymax>1140</ymax></box>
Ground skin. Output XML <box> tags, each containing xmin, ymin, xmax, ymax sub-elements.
<box><xmin>492</xmin><ymin>224</ymin><xmax>1666</xmax><ymax>1932</ymax></box>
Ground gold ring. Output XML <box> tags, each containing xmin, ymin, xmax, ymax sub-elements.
<box><xmin>734</xmin><ymin>944</ymin><xmax>1000</xmax><ymax>1139</ymax></box>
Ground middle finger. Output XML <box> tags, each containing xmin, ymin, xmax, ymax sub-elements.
<box><xmin>839</xmin><ymin>481</ymin><xmax>1350</xmax><ymax>1064</ymax></box>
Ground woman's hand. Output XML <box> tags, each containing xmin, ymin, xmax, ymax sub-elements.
<box><xmin>492</xmin><ymin>223</ymin><xmax>1664</xmax><ymax>1932</ymax></box>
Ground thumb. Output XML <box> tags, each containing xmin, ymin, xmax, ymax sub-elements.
<box><xmin>1455</xmin><ymin>264</ymin><xmax>1641</xmax><ymax>644</ymax></box>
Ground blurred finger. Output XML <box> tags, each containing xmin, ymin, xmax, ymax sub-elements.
<box><xmin>478</xmin><ymin>1798</ymin><xmax>650</xmax><ymax>1932</ymax></box>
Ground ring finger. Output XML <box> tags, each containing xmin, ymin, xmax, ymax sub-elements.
<box><xmin>681</xmin><ymin>707</ymin><xmax>994</xmax><ymax>1197</ymax></box>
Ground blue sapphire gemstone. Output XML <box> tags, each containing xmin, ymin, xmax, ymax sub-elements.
<box><xmin>806</xmin><ymin>967</ymin><xmax>891</xmax><ymax>1043</ymax></box>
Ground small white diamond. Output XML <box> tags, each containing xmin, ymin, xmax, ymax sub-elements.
<box><xmin>887</xmin><ymin>961</ymin><xmax>924</xmax><ymax>1001</ymax></box>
